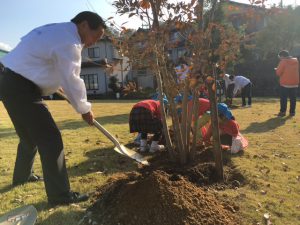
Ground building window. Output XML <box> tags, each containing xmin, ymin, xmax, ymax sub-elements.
<box><xmin>80</xmin><ymin>74</ymin><xmax>99</xmax><ymax>90</ymax></box>
<box><xmin>137</xmin><ymin>69</ymin><xmax>147</xmax><ymax>76</ymax></box>
<box><xmin>170</xmin><ymin>32</ymin><xmax>179</xmax><ymax>42</ymax></box>
<box><xmin>177</xmin><ymin>48</ymin><xmax>186</xmax><ymax>58</ymax></box>
<box><xmin>88</xmin><ymin>47</ymin><xmax>100</xmax><ymax>58</ymax></box>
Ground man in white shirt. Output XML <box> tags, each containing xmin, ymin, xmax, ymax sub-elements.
<box><xmin>218</xmin><ymin>71</ymin><xmax>235</xmax><ymax>106</ymax></box>
<box><xmin>230</xmin><ymin>75</ymin><xmax>252</xmax><ymax>107</ymax></box>
<box><xmin>0</xmin><ymin>11</ymin><xmax>106</xmax><ymax>206</ymax></box>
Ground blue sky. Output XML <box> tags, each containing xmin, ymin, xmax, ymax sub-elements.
<box><xmin>0</xmin><ymin>0</ymin><xmax>142</xmax><ymax>50</ymax></box>
<box><xmin>0</xmin><ymin>0</ymin><xmax>298</xmax><ymax>51</ymax></box>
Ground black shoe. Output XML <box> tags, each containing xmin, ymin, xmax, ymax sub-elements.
<box><xmin>13</xmin><ymin>174</ymin><xmax>43</xmax><ymax>186</ymax></box>
<box><xmin>28</xmin><ymin>174</ymin><xmax>44</xmax><ymax>182</ymax></box>
<box><xmin>48</xmin><ymin>191</ymin><xmax>89</xmax><ymax>206</ymax></box>
<box><xmin>277</xmin><ymin>112</ymin><xmax>286</xmax><ymax>117</ymax></box>
<box><xmin>289</xmin><ymin>113</ymin><xmax>295</xmax><ymax>117</ymax></box>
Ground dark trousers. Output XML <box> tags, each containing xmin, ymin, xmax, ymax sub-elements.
<box><xmin>0</xmin><ymin>69</ymin><xmax>70</xmax><ymax>199</ymax></box>
<box><xmin>241</xmin><ymin>83</ymin><xmax>252</xmax><ymax>106</ymax></box>
<box><xmin>279</xmin><ymin>86</ymin><xmax>297</xmax><ymax>114</ymax></box>
<box><xmin>226</xmin><ymin>83</ymin><xmax>234</xmax><ymax>99</ymax></box>
<box><xmin>225</xmin><ymin>84</ymin><xmax>234</xmax><ymax>105</ymax></box>
<box><xmin>220</xmin><ymin>134</ymin><xmax>233</xmax><ymax>146</ymax></box>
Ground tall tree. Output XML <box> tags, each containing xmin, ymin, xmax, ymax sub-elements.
<box><xmin>111</xmin><ymin>0</ymin><xmax>242</xmax><ymax>180</ymax></box>
<box><xmin>256</xmin><ymin>6</ymin><xmax>300</xmax><ymax>58</ymax></box>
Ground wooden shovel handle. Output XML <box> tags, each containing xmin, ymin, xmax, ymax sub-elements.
<box><xmin>93</xmin><ymin>119</ymin><xmax>121</xmax><ymax>147</ymax></box>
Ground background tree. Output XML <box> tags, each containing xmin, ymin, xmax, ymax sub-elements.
<box><xmin>108</xmin><ymin>76</ymin><xmax>122</xmax><ymax>93</ymax></box>
<box><xmin>256</xmin><ymin>6</ymin><xmax>300</xmax><ymax>58</ymax></box>
<box><xmin>233</xmin><ymin>5</ymin><xmax>300</xmax><ymax>97</ymax></box>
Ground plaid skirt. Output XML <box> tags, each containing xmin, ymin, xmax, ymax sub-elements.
<box><xmin>129</xmin><ymin>107</ymin><xmax>162</xmax><ymax>134</ymax></box>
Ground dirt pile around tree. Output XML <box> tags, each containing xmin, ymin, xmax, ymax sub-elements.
<box><xmin>86</xmin><ymin>170</ymin><xmax>240</xmax><ymax>225</ymax></box>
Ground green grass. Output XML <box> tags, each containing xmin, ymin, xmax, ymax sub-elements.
<box><xmin>0</xmin><ymin>98</ymin><xmax>300</xmax><ymax>225</ymax></box>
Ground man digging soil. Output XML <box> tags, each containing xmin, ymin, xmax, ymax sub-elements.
<box><xmin>0</xmin><ymin>11</ymin><xmax>107</xmax><ymax>206</ymax></box>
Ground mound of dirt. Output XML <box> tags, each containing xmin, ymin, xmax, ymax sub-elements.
<box><xmin>86</xmin><ymin>170</ymin><xmax>239</xmax><ymax>225</ymax></box>
<box><xmin>141</xmin><ymin>149</ymin><xmax>245</xmax><ymax>188</ymax></box>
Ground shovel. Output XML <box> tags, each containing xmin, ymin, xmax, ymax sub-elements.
<box><xmin>55</xmin><ymin>90</ymin><xmax>149</xmax><ymax>165</ymax></box>
<box><xmin>92</xmin><ymin>119</ymin><xmax>149</xmax><ymax>165</ymax></box>
<box><xmin>0</xmin><ymin>205</ymin><xmax>37</xmax><ymax>225</ymax></box>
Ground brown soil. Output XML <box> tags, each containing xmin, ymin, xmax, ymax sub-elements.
<box><xmin>88</xmin><ymin>171</ymin><xmax>239</xmax><ymax>225</ymax></box>
<box><xmin>83</xmin><ymin>149</ymin><xmax>243</xmax><ymax>225</ymax></box>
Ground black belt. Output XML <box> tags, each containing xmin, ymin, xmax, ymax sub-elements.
<box><xmin>0</xmin><ymin>64</ymin><xmax>41</xmax><ymax>96</ymax></box>
<box><xmin>0</xmin><ymin>66</ymin><xmax>13</xmax><ymax>74</ymax></box>
<box><xmin>0</xmin><ymin>63</ymin><xmax>12</xmax><ymax>74</ymax></box>
<box><xmin>0</xmin><ymin>63</ymin><xmax>4</xmax><ymax>73</ymax></box>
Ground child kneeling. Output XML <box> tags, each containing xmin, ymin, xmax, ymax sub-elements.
<box><xmin>129</xmin><ymin>100</ymin><xmax>164</xmax><ymax>153</ymax></box>
<box><xmin>203</xmin><ymin>103</ymin><xmax>248</xmax><ymax>153</ymax></box>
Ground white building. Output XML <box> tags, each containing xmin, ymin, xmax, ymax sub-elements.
<box><xmin>80</xmin><ymin>36</ymin><xmax>132</xmax><ymax>96</ymax></box>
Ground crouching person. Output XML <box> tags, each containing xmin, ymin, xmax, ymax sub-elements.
<box><xmin>203</xmin><ymin>103</ymin><xmax>248</xmax><ymax>153</ymax></box>
<box><xmin>188</xmin><ymin>98</ymin><xmax>211</xmax><ymax>145</ymax></box>
<box><xmin>129</xmin><ymin>100</ymin><xmax>164</xmax><ymax>153</ymax></box>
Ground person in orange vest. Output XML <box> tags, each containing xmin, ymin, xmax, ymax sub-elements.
<box><xmin>275</xmin><ymin>50</ymin><xmax>300</xmax><ymax>117</ymax></box>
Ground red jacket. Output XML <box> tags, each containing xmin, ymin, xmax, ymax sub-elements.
<box><xmin>276</xmin><ymin>57</ymin><xmax>299</xmax><ymax>86</ymax></box>
<box><xmin>133</xmin><ymin>100</ymin><xmax>161</xmax><ymax>119</ymax></box>
<box><xmin>203</xmin><ymin>119</ymin><xmax>239</xmax><ymax>142</ymax></box>
<box><xmin>188</xmin><ymin>98</ymin><xmax>210</xmax><ymax>120</ymax></box>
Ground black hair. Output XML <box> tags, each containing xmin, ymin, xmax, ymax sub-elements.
<box><xmin>278</xmin><ymin>50</ymin><xmax>289</xmax><ymax>58</ymax></box>
<box><xmin>229</xmin><ymin>75</ymin><xmax>234</xmax><ymax>80</ymax></box>
<box><xmin>71</xmin><ymin>11</ymin><xmax>107</xmax><ymax>30</ymax></box>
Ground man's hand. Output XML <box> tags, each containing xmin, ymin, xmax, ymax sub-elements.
<box><xmin>82</xmin><ymin>111</ymin><xmax>94</xmax><ymax>125</ymax></box>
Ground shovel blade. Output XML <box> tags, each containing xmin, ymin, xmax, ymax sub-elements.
<box><xmin>114</xmin><ymin>145</ymin><xmax>149</xmax><ymax>166</ymax></box>
<box><xmin>0</xmin><ymin>205</ymin><xmax>37</xmax><ymax>225</ymax></box>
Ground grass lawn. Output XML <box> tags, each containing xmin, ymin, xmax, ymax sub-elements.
<box><xmin>0</xmin><ymin>98</ymin><xmax>299</xmax><ymax>225</ymax></box>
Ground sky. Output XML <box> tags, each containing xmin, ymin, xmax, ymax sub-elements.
<box><xmin>0</xmin><ymin>0</ymin><xmax>299</xmax><ymax>51</ymax></box>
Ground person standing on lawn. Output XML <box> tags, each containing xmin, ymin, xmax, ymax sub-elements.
<box><xmin>275</xmin><ymin>50</ymin><xmax>299</xmax><ymax>117</ymax></box>
<box><xmin>230</xmin><ymin>74</ymin><xmax>252</xmax><ymax>107</ymax></box>
<box><xmin>0</xmin><ymin>11</ymin><xmax>107</xmax><ymax>206</ymax></box>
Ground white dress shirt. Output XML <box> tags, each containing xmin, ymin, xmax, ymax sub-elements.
<box><xmin>0</xmin><ymin>22</ymin><xmax>91</xmax><ymax>114</ymax></box>
<box><xmin>223</xmin><ymin>74</ymin><xmax>235</xmax><ymax>89</ymax></box>
<box><xmin>233</xmin><ymin>76</ymin><xmax>251</xmax><ymax>96</ymax></box>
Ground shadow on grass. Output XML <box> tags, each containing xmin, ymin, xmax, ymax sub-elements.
<box><xmin>35</xmin><ymin>207</ymin><xmax>85</xmax><ymax>225</ymax></box>
<box><xmin>0</xmin><ymin>127</ymin><xmax>17</xmax><ymax>138</ymax></box>
<box><xmin>242</xmin><ymin>116</ymin><xmax>290</xmax><ymax>133</ymax></box>
<box><xmin>67</xmin><ymin>146</ymin><xmax>138</xmax><ymax>178</ymax></box>
<box><xmin>0</xmin><ymin>184</ymin><xmax>14</xmax><ymax>195</ymax></box>
<box><xmin>0</xmin><ymin>147</ymin><xmax>138</xmax><ymax>196</ymax></box>
<box><xmin>56</xmin><ymin>114</ymin><xmax>129</xmax><ymax>131</ymax></box>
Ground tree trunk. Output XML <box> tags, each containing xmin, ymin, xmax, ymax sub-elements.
<box><xmin>207</xmin><ymin>82</ymin><xmax>224</xmax><ymax>181</ymax></box>
<box><xmin>180</xmin><ymin>79</ymin><xmax>190</xmax><ymax>163</ymax></box>
<box><xmin>186</xmin><ymin>89</ymin><xmax>197</xmax><ymax>155</ymax></box>
<box><xmin>155</xmin><ymin>69</ymin><xmax>175</xmax><ymax>161</ymax></box>
<box><xmin>189</xmin><ymin>93</ymin><xmax>200</xmax><ymax>161</ymax></box>
<box><xmin>169</xmin><ymin>100</ymin><xmax>185</xmax><ymax>163</ymax></box>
